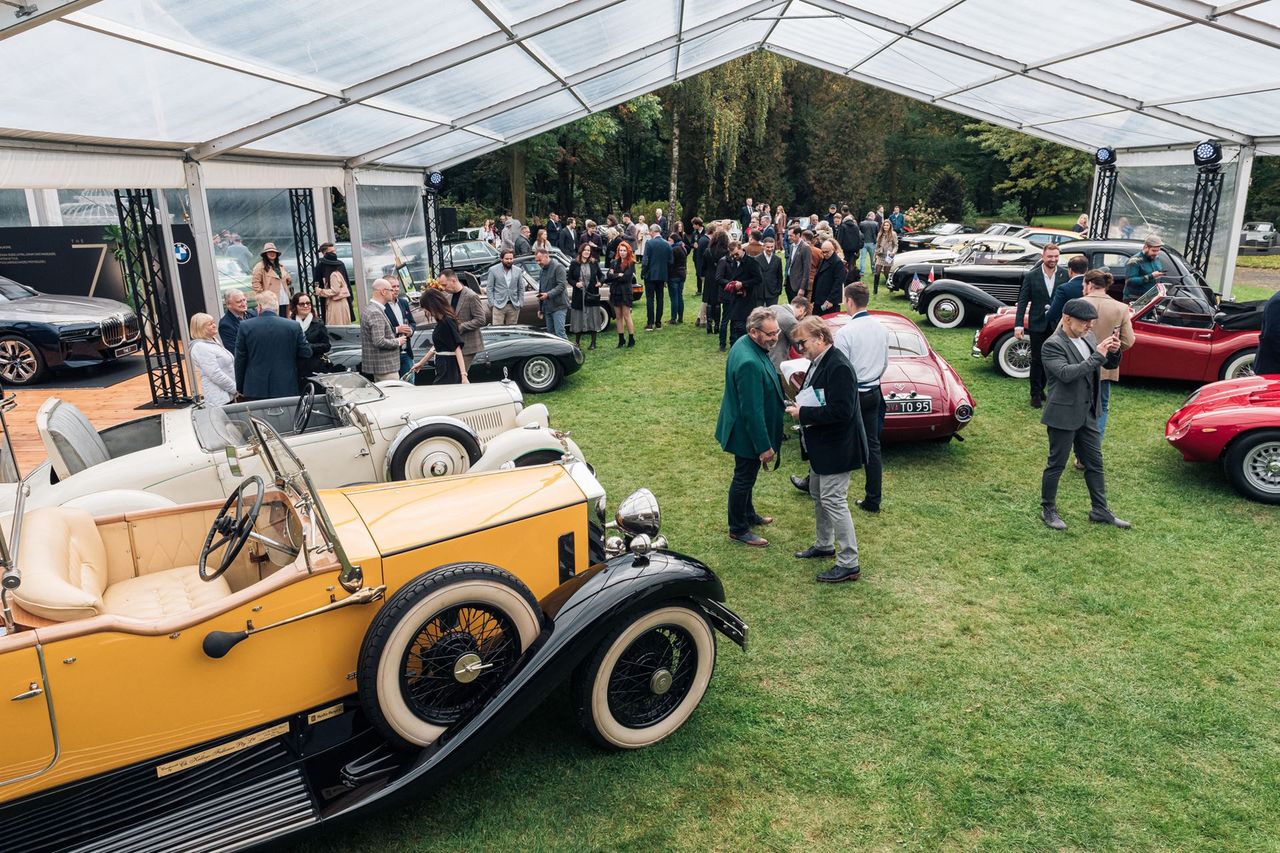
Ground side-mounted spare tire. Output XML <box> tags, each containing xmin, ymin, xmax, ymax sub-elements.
<box><xmin>388</xmin><ymin>423</ymin><xmax>483</xmax><ymax>481</ymax></box>
<box><xmin>357</xmin><ymin>563</ymin><xmax>542</xmax><ymax>749</ymax></box>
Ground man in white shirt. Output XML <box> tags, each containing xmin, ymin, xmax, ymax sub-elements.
<box><xmin>832</xmin><ymin>282</ymin><xmax>889</xmax><ymax>512</ymax></box>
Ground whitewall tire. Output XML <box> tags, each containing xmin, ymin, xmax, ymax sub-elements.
<box><xmin>357</xmin><ymin>564</ymin><xmax>541</xmax><ymax>749</ymax></box>
<box><xmin>925</xmin><ymin>295</ymin><xmax>966</xmax><ymax>329</ymax></box>
<box><xmin>994</xmin><ymin>333</ymin><xmax>1032</xmax><ymax>379</ymax></box>
<box><xmin>573</xmin><ymin>604</ymin><xmax>716</xmax><ymax>750</ymax></box>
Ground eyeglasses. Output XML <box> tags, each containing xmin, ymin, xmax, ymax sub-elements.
<box><xmin>296</xmin><ymin>301</ymin><xmax>311</xmax><ymax>307</ymax></box>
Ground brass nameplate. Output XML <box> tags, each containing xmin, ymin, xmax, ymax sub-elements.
<box><xmin>155</xmin><ymin>721</ymin><xmax>290</xmax><ymax>778</ymax></box>
<box><xmin>307</xmin><ymin>703</ymin><xmax>345</xmax><ymax>725</ymax></box>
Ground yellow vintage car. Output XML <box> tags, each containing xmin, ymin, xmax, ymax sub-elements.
<box><xmin>0</xmin><ymin>393</ymin><xmax>746</xmax><ymax>852</ymax></box>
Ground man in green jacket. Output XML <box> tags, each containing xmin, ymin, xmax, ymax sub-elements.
<box><xmin>716</xmin><ymin>307</ymin><xmax>786</xmax><ymax>546</ymax></box>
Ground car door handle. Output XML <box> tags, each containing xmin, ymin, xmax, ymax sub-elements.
<box><xmin>11</xmin><ymin>682</ymin><xmax>42</xmax><ymax>701</ymax></box>
<box><xmin>356</xmin><ymin>448</ymin><xmax>371</xmax><ymax>457</ymax></box>
<box><xmin>1196</xmin><ymin>333</ymin><xmax>1212</xmax><ymax>339</ymax></box>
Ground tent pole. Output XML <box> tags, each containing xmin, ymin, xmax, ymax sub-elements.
<box><xmin>1220</xmin><ymin>147</ymin><xmax>1253</xmax><ymax>302</ymax></box>
<box><xmin>344</xmin><ymin>168</ymin><xmax>370</xmax><ymax>308</ymax></box>
<box><xmin>183</xmin><ymin>160</ymin><xmax>221</xmax><ymax>316</ymax></box>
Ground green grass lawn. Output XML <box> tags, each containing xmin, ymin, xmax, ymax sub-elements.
<box><xmin>1235</xmin><ymin>252</ymin><xmax>1280</xmax><ymax>270</ymax></box>
<box><xmin>299</xmin><ymin>280</ymin><xmax>1279</xmax><ymax>852</ymax></box>
<box><xmin>1030</xmin><ymin>214</ymin><xmax>1079</xmax><ymax>230</ymax></box>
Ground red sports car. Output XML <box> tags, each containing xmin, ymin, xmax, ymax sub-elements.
<box><xmin>971</xmin><ymin>282</ymin><xmax>1260</xmax><ymax>384</ymax></box>
<box><xmin>1166</xmin><ymin>375</ymin><xmax>1280</xmax><ymax>503</ymax></box>
<box><xmin>782</xmin><ymin>310</ymin><xmax>976</xmax><ymax>443</ymax></box>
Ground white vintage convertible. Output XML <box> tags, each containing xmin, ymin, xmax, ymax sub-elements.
<box><xmin>0</xmin><ymin>372</ymin><xmax>583</xmax><ymax>515</ymax></box>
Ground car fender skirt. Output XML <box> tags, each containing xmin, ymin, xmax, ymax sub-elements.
<box><xmin>927</xmin><ymin>280</ymin><xmax>1004</xmax><ymax>311</ymax></box>
<box><xmin>325</xmin><ymin>552</ymin><xmax>740</xmax><ymax>823</ymax></box>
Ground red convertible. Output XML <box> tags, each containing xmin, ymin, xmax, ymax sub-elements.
<box><xmin>782</xmin><ymin>310</ymin><xmax>975</xmax><ymax>443</ymax></box>
<box><xmin>1166</xmin><ymin>375</ymin><xmax>1280</xmax><ymax>503</ymax></box>
<box><xmin>971</xmin><ymin>283</ymin><xmax>1260</xmax><ymax>384</ymax></box>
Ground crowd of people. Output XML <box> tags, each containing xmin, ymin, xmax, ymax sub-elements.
<box><xmin>192</xmin><ymin>194</ymin><xmax>1194</xmax><ymax>568</ymax></box>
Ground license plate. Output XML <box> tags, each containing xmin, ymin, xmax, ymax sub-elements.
<box><xmin>886</xmin><ymin>397</ymin><xmax>932</xmax><ymax>414</ymax></box>
<box><xmin>115</xmin><ymin>344</ymin><xmax>139</xmax><ymax>357</ymax></box>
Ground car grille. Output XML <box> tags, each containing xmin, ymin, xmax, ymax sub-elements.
<box><xmin>100</xmin><ymin>313</ymin><xmax>138</xmax><ymax>346</ymax></box>
<box><xmin>459</xmin><ymin>406</ymin><xmax>508</xmax><ymax>441</ymax></box>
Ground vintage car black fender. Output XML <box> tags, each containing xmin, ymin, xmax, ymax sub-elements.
<box><xmin>288</xmin><ymin>550</ymin><xmax>744</xmax><ymax>844</ymax></box>
<box><xmin>912</xmin><ymin>279</ymin><xmax>1005</xmax><ymax>328</ymax></box>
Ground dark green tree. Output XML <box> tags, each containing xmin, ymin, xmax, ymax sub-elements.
<box><xmin>928</xmin><ymin>165</ymin><xmax>968</xmax><ymax>221</ymax></box>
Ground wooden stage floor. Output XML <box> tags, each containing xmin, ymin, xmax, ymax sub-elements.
<box><xmin>8</xmin><ymin>373</ymin><xmax>156</xmax><ymax>472</ymax></box>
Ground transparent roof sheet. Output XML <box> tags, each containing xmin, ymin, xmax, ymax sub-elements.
<box><xmin>1</xmin><ymin>0</ymin><xmax>1277</xmax><ymax>169</ymax></box>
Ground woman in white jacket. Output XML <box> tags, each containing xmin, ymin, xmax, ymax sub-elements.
<box><xmin>188</xmin><ymin>312</ymin><xmax>237</xmax><ymax>406</ymax></box>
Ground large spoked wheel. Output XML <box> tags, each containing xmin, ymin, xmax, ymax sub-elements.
<box><xmin>1224</xmin><ymin>429</ymin><xmax>1280</xmax><ymax>504</ymax></box>
<box><xmin>926</xmin><ymin>294</ymin><xmax>966</xmax><ymax>329</ymax></box>
<box><xmin>595</xmin><ymin>304</ymin><xmax>615</xmax><ymax>334</ymax></box>
<box><xmin>1219</xmin><ymin>348</ymin><xmax>1256</xmax><ymax>381</ymax></box>
<box><xmin>517</xmin><ymin>355</ymin><xmax>563</xmax><ymax>393</ymax></box>
<box><xmin>994</xmin><ymin>332</ymin><xmax>1032</xmax><ymax>379</ymax></box>
<box><xmin>572</xmin><ymin>603</ymin><xmax>716</xmax><ymax>751</ymax></box>
<box><xmin>199</xmin><ymin>476</ymin><xmax>264</xmax><ymax>582</ymax></box>
<box><xmin>0</xmin><ymin>336</ymin><xmax>46</xmax><ymax>386</ymax></box>
<box><xmin>388</xmin><ymin>424</ymin><xmax>482</xmax><ymax>480</ymax></box>
<box><xmin>356</xmin><ymin>564</ymin><xmax>541</xmax><ymax>749</ymax></box>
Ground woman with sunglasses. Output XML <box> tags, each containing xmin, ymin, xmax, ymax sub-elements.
<box><xmin>290</xmin><ymin>291</ymin><xmax>330</xmax><ymax>388</ymax></box>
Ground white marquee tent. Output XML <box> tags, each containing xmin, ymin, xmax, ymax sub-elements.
<box><xmin>2</xmin><ymin>0</ymin><xmax>1278</xmax><ymax>299</ymax></box>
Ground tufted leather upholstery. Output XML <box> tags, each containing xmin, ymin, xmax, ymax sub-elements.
<box><xmin>12</xmin><ymin>507</ymin><xmax>110</xmax><ymax>621</ymax></box>
<box><xmin>36</xmin><ymin>398</ymin><xmax>111</xmax><ymax>479</ymax></box>
<box><xmin>12</xmin><ymin>506</ymin><xmax>231</xmax><ymax>622</ymax></box>
<box><xmin>101</xmin><ymin>566</ymin><xmax>231</xmax><ymax>620</ymax></box>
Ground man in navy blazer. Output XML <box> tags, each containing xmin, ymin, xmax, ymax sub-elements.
<box><xmin>383</xmin><ymin>278</ymin><xmax>415</xmax><ymax>375</ymax></box>
<box><xmin>234</xmin><ymin>291</ymin><xmax>311</xmax><ymax>400</ymax></box>
<box><xmin>642</xmin><ymin>224</ymin><xmax>673</xmax><ymax>331</ymax></box>
<box><xmin>1015</xmin><ymin>243</ymin><xmax>1070</xmax><ymax>408</ymax></box>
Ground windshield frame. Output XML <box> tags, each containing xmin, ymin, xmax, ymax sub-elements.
<box><xmin>249</xmin><ymin>417</ymin><xmax>358</xmax><ymax>588</ymax></box>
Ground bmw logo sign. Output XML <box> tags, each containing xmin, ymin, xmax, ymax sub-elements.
<box><xmin>173</xmin><ymin>242</ymin><xmax>192</xmax><ymax>264</ymax></box>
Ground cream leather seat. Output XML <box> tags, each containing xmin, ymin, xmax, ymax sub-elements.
<box><xmin>11</xmin><ymin>506</ymin><xmax>231</xmax><ymax>622</ymax></box>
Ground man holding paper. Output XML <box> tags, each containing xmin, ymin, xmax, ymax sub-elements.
<box><xmin>785</xmin><ymin>316</ymin><xmax>867</xmax><ymax>583</ymax></box>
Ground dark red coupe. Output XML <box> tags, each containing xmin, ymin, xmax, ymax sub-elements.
<box><xmin>971</xmin><ymin>282</ymin><xmax>1260</xmax><ymax>384</ymax></box>
<box><xmin>782</xmin><ymin>310</ymin><xmax>976</xmax><ymax>443</ymax></box>
<box><xmin>1166</xmin><ymin>374</ymin><xmax>1280</xmax><ymax>503</ymax></box>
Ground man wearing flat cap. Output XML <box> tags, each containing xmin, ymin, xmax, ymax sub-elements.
<box><xmin>1039</xmin><ymin>298</ymin><xmax>1130</xmax><ymax>531</ymax></box>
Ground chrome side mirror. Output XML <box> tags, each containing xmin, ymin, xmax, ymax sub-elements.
<box><xmin>615</xmin><ymin>488</ymin><xmax>660</xmax><ymax>537</ymax></box>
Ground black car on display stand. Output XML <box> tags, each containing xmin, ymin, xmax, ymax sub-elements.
<box><xmin>0</xmin><ymin>274</ymin><xmax>141</xmax><ymax>386</ymax></box>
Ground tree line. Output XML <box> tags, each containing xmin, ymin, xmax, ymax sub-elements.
<box><xmin>442</xmin><ymin>53</ymin><xmax>1094</xmax><ymax>229</ymax></box>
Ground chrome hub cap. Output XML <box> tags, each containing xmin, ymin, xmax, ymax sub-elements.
<box><xmin>649</xmin><ymin>668</ymin><xmax>673</xmax><ymax>695</ymax></box>
<box><xmin>429</xmin><ymin>460</ymin><xmax>449</xmax><ymax>476</ymax></box>
<box><xmin>1244</xmin><ymin>442</ymin><xmax>1280</xmax><ymax>493</ymax></box>
<box><xmin>934</xmin><ymin>300</ymin><xmax>959</xmax><ymax>323</ymax></box>
<box><xmin>523</xmin><ymin>358</ymin><xmax>553</xmax><ymax>389</ymax></box>
<box><xmin>452</xmin><ymin>652</ymin><xmax>489</xmax><ymax>684</ymax></box>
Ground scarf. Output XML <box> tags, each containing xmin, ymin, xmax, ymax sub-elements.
<box><xmin>298</xmin><ymin>314</ymin><xmax>313</xmax><ymax>333</ymax></box>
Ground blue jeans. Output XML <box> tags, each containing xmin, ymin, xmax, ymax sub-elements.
<box><xmin>859</xmin><ymin>243</ymin><xmax>874</xmax><ymax>275</ymax></box>
<box><xmin>544</xmin><ymin>309</ymin><xmax>568</xmax><ymax>340</ymax></box>
<box><xmin>1098</xmin><ymin>379</ymin><xmax>1112</xmax><ymax>437</ymax></box>
<box><xmin>667</xmin><ymin>278</ymin><xmax>685</xmax><ymax>322</ymax></box>
<box><xmin>398</xmin><ymin>351</ymin><xmax>413</xmax><ymax>378</ymax></box>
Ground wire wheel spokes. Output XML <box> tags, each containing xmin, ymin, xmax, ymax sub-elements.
<box><xmin>399</xmin><ymin>602</ymin><xmax>520</xmax><ymax>725</ymax></box>
<box><xmin>607</xmin><ymin>625</ymin><xmax>698</xmax><ymax>729</ymax></box>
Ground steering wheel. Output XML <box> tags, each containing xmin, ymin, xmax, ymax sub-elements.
<box><xmin>199</xmin><ymin>476</ymin><xmax>265</xmax><ymax>582</ymax></box>
<box><xmin>294</xmin><ymin>382</ymin><xmax>317</xmax><ymax>433</ymax></box>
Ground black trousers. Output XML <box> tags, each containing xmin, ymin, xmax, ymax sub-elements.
<box><xmin>1042</xmin><ymin>420</ymin><xmax>1108</xmax><ymax>510</ymax></box>
<box><xmin>705</xmin><ymin>302</ymin><xmax>721</xmax><ymax>334</ymax></box>
<box><xmin>859</xmin><ymin>387</ymin><xmax>885</xmax><ymax>507</ymax></box>
<box><xmin>1028</xmin><ymin>331</ymin><xmax>1049</xmax><ymax>400</ymax></box>
<box><xmin>728</xmin><ymin>454</ymin><xmax>762</xmax><ymax>535</ymax></box>
<box><xmin>644</xmin><ymin>281</ymin><xmax>664</xmax><ymax>326</ymax></box>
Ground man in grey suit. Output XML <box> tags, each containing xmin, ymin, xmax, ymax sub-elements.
<box><xmin>361</xmin><ymin>278</ymin><xmax>407</xmax><ymax>381</ymax></box>
<box><xmin>535</xmin><ymin>248</ymin><xmax>569</xmax><ymax>340</ymax></box>
<box><xmin>1040</xmin><ymin>298</ymin><xmax>1130</xmax><ymax>531</ymax></box>
<box><xmin>440</xmin><ymin>268</ymin><xmax>487</xmax><ymax>363</ymax></box>
<box><xmin>234</xmin><ymin>291</ymin><xmax>311</xmax><ymax>400</ymax></box>
<box><xmin>484</xmin><ymin>249</ymin><xmax>523</xmax><ymax>325</ymax></box>
<box><xmin>786</xmin><ymin>226</ymin><xmax>810</xmax><ymax>300</ymax></box>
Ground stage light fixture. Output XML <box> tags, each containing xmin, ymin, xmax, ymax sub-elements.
<box><xmin>426</xmin><ymin>170</ymin><xmax>446</xmax><ymax>193</ymax></box>
<box><xmin>1093</xmin><ymin>146</ymin><xmax>1116</xmax><ymax>167</ymax></box>
<box><xmin>1192</xmin><ymin>140</ymin><xmax>1222</xmax><ymax>168</ymax></box>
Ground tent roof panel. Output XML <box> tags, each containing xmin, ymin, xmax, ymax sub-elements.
<box><xmin>1</xmin><ymin>0</ymin><xmax>1277</xmax><ymax>165</ymax></box>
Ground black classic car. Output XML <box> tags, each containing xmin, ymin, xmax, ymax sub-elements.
<box><xmin>325</xmin><ymin>323</ymin><xmax>583</xmax><ymax>393</ymax></box>
<box><xmin>442</xmin><ymin>239</ymin><xmax>502</xmax><ymax>276</ymax></box>
<box><xmin>0</xmin><ymin>275</ymin><xmax>141</xmax><ymax>385</ymax></box>
<box><xmin>905</xmin><ymin>240</ymin><xmax>1201</xmax><ymax>328</ymax></box>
